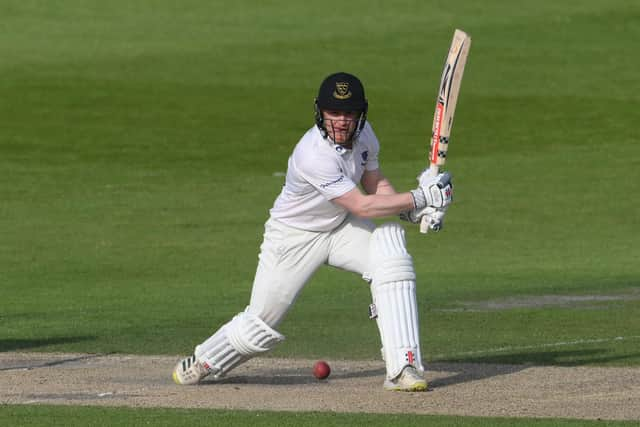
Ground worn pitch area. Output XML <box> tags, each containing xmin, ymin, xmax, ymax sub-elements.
<box><xmin>1</xmin><ymin>352</ymin><xmax>638</xmax><ymax>420</ymax></box>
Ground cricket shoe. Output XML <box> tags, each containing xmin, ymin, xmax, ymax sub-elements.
<box><xmin>172</xmin><ymin>355</ymin><xmax>209</xmax><ymax>385</ymax></box>
<box><xmin>383</xmin><ymin>365</ymin><xmax>427</xmax><ymax>392</ymax></box>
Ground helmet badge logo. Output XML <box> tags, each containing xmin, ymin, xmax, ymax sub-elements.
<box><xmin>333</xmin><ymin>82</ymin><xmax>352</xmax><ymax>100</ymax></box>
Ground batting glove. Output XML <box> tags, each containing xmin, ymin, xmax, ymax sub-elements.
<box><xmin>410</xmin><ymin>171</ymin><xmax>453</xmax><ymax>210</ymax></box>
<box><xmin>400</xmin><ymin>206</ymin><xmax>447</xmax><ymax>231</ymax></box>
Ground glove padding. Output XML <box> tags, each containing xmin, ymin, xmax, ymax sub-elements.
<box><xmin>410</xmin><ymin>171</ymin><xmax>453</xmax><ymax>210</ymax></box>
<box><xmin>399</xmin><ymin>206</ymin><xmax>447</xmax><ymax>232</ymax></box>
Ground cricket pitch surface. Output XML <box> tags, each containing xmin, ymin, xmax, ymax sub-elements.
<box><xmin>1</xmin><ymin>352</ymin><xmax>639</xmax><ymax>420</ymax></box>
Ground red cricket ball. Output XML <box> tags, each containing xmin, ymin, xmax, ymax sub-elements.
<box><xmin>313</xmin><ymin>360</ymin><xmax>331</xmax><ymax>380</ymax></box>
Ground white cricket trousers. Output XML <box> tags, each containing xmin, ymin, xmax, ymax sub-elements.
<box><xmin>246</xmin><ymin>215</ymin><xmax>375</xmax><ymax>328</ymax></box>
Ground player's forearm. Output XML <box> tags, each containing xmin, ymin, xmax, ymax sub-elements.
<box><xmin>352</xmin><ymin>192</ymin><xmax>414</xmax><ymax>218</ymax></box>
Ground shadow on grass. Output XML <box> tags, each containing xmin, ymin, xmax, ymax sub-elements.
<box><xmin>0</xmin><ymin>336</ymin><xmax>96</xmax><ymax>352</ymax></box>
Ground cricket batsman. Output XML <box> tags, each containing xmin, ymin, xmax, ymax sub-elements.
<box><xmin>172</xmin><ymin>72</ymin><xmax>452</xmax><ymax>391</ymax></box>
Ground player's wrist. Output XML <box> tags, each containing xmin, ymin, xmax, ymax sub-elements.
<box><xmin>410</xmin><ymin>189</ymin><xmax>427</xmax><ymax>210</ymax></box>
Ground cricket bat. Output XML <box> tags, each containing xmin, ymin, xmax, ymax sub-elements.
<box><xmin>420</xmin><ymin>29</ymin><xmax>471</xmax><ymax>233</ymax></box>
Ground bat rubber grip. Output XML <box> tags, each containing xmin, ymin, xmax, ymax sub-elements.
<box><xmin>419</xmin><ymin>216</ymin><xmax>430</xmax><ymax>233</ymax></box>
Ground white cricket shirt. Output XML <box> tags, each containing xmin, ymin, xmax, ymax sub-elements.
<box><xmin>270</xmin><ymin>122</ymin><xmax>380</xmax><ymax>232</ymax></box>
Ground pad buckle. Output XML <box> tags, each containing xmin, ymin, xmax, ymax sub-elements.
<box><xmin>368</xmin><ymin>303</ymin><xmax>378</xmax><ymax>320</ymax></box>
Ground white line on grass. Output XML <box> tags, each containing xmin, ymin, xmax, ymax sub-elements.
<box><xmin>432</xmin><ymin>335</ymin><xmax>640</xmax><ymax>360</ymax></box>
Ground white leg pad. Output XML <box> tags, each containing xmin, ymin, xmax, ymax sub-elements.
<box><xmin>194</xmin><ymin>309</ymin><xmax>285</xmax><ymax>379</ymax></box>
<box><xmin>368</xmin><ymin>223</ymin><xmax>424</xmax><ymax>380</ymax></box>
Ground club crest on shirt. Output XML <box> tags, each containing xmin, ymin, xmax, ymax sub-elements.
<box><xmin>333</xmin><ymin>82</ymin><xmax>352</xmax><ymax>100</ymax></box>
<box><xmin>360</xmin><ymin>150</ymin><xmax>368</xmax><ymax>166</ymax></box>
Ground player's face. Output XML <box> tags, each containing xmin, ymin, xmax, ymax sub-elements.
<box><xmin>322</xmin><ymin>110</ymin><xmax>359</xmax><ymax>144</ymax></box>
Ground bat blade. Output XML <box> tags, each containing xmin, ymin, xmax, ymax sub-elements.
<box><xmin>421</xmin><ymin>29</ymin><xmax>471</xmax><ymax>233</ymax></box>
<box><xmin>430</xmin><ymin>29</ymin><xmax>471</xmax><ymax>171</ymax></box>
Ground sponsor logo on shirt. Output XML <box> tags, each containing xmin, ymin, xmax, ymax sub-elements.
<box><xmin>319</xmin><ymin>175</ymin><xmax>345</xmax><ymax>188</ymax></box>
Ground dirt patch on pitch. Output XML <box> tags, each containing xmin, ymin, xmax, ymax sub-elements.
<box><xmin>1</xmin><ymin>352</ymin><xmax>639</xmax><ymax>420</ymax></box>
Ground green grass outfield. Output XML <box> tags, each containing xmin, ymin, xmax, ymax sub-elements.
<box><xmin>1</xmin><ymin>0</ymin><xmax>639</xmax><ymax>424</ymax></box>
<box><xmin>1</xmin><ymin>405</ymin><xmax>639</xmax><ymax>427</ymax></box>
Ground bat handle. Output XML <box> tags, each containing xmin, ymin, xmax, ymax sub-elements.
<box><xmin>419</xmin><ymin>216</ymin><xmax>430</xmax><ymax>234</ymax></box>
<box><xmin>419</xmin><ymin>164</ymin><xmax>440</xmax><ymax>234</ymax></box>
